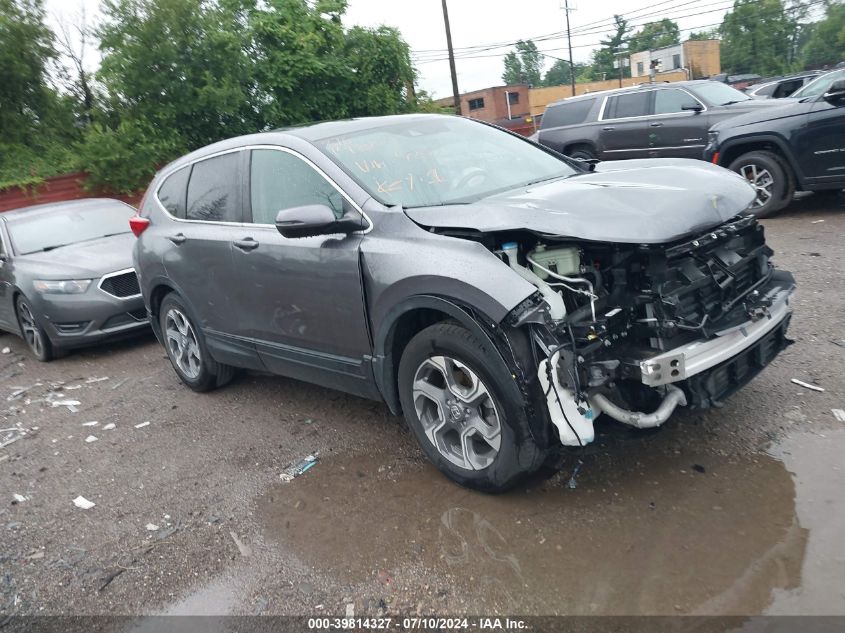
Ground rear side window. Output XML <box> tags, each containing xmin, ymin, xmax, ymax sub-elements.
<box><xmin>752</xmin><ymin>83</ymin><xmax>777</xmax><ymax>97</ymax></box>
<box><xmin>157</xmin><ymin>166</ymin><xmax>189</xmax><ymax>218</ymax></box>
<box><xmin>186</xmin><ymin>152</ymin><xmax>242</xmax><ymax>222</ymax></box>
<box><xmin>653</xmin><ymin>89</ymin><xmax>702</xmax><ymax>114</ymax></box>
<box><xmin>541</xmin><ymin>98</ymin><xmax>595</xmax><ymax>129</ymax></box>
<box><xmin>249</xmin><ymin>149</ymin><xmax>344</xmax><ymax>224</ymax></box>
<box><xmin>773</xmin><ymin>79</ymin><xmax>802</xmax><ymax>98</ymax></box>
<box><xmin>603</xmin><ymin>92</ymin><xmax>649</xmax><ymax>119</ymax></box>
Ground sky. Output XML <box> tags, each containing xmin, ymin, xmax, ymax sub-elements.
<box><xmin>44</xmin><ymin>0</ymin><xmax>751</xmax><ymax>98</ymax></box>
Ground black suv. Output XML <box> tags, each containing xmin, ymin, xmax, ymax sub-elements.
<box><xmin>704</xmin><ymin>78</ymin><xmax>845</xmax><ymax>217</ymax></box>
<box><xmin>536</xmin><ymin>80</ymin><xmax>784</xmax><ymax>161</ymax></box>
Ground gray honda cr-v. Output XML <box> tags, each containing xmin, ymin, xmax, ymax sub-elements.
<box><xmin>132</xmin><ymin>114</ymin><xmax>794</xmax><ymax>491</ymax></box>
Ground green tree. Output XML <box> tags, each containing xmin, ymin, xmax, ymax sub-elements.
<box><xmin>720</xmin><ymin>0</ymin><xmax>795</xmax><ymax>75</ymax></box>
<box><xmin>584</xmin><ymin>14</ymin><xmax>630</xmax><ymax>81</ymax></box>
<box><xmin>542</xmin><ymin>59</ymin><xmax>587</xmax><ymax>87</ymax></box>
<box><xmin>627</xmin><ymin>19</ymin><xmax>681</xmax><ymax>53</ymax></box>
<box><xmin>802</xmin><ymin>1</ymin><xmax>845</xmax><ymax>68</ymax></box>
<box><xmin>687</xmin><ymin>28</ymin><xmax>719</xmax><ymax>40</ymax></box>
<box><xmin>502</xmin><ymin>40</ymin><xmax>543</xmax><ymax>85</ymax></box>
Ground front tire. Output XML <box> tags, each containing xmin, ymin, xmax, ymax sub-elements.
<box><xmin>397</xmin><ymin>323</ymin><xmax>546</xmax><ymax>492</ymax></box>
<box><xmin>159</xmin><ymin>293</ymin><xmax>234</xmax><ymax>392</ymax></box>
<box><xmin>15</xmin><ymin>296</ymin><xmax>55</xmax><ymax>362</ymax></box>
<box><xmin>566</xmin><ymin>145</ymin><xmax>597</xmax><ymax>162</ymax></box>
<box><xmin>728</xmin><ymin>151</ymin><xmax>791</xmax><ymax>217</ymax></box>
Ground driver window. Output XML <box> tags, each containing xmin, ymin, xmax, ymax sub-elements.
<box><xmin>249</xmin><ymin>149</ymin><xmax>344</xmax><ymax>225</ymax></box>
<box><xmin>653</xmin><ymin>89</ymin><xmax>703</xmax><ymax>114</ymax></box>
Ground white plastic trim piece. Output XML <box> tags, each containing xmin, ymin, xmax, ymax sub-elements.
<box><xmin>501</xmin><ymin>245</ymin><xmax>567</xmax><ymax>321</ymax></box>
<box><xmin>538</xmin><ymin>350</ymin><xmax>595</xmax><ymax>446</ymax></box>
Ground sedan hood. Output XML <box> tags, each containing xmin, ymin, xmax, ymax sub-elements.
<box><xmin>404</xmin><ymin>159</ymin><xmax>756</xmax><ymax>244</ymax></box>
<box><xmin>17</xmin><ymin>233</ymin><xmax>136</xmax><ymax>278</ymax></box>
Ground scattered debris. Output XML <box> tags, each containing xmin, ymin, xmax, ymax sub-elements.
<box><xmin>833</xmin><ymin>340</ymin><xmax>845</xmax><ymax>349</ymax></box>
<box><xmin>345</xmin><ymin>603</ymin><xmax>355</xmax><ymax>617</ymax></box>
<box><xmin>693</xmin><ymin>464</ymin><xmax>706</xmax><ymax>474</ymax></box>
<box><xmin>51</xmin><ymin>399</ymin><xmax>81</xmax><ymax>412</ymax></box>
<box><xmin>791</xmin><ymin>378</ymin><xmax>825</xmax><ymax>392</ymax></box>
<box><xmin>98</xmin><ymin>568</ymin><xmax>125</xmax><ymax>592</ymax></box>
<box><xmin>2</xmin><ymin>347</ymin><xmax>9</xmax><ymax>354</ymax></box>
<box><xmin>13</xmin><ymin>494</ymin><xmax>28</xmax><ymax>503</ymax></box>
<box><xmin>103</xmin><ymin>423</ymin><xmax>116</xmax><ymax>430</ymax></box>
<box><xmin>0</xmin><ymin>427</ymin><xmax>26</xmax><ymax>448</ymax></box>
<box><xmin>567</xmin><ymin>460</ymin><xmax>583</xmax><ymax>490</ymax></box>
<box><xmin>82</xmin><ymin>421</ymin><xmax>99</xmax><ymax>427</ymax></box>
<box><xmin>134</xmin><ymin>421</ymin><xmax>150</xmax><ymax>429</ymax></box>
<box><xmin>26</xmin><ymin>550</ymin><xmax>44</xmax><ymax>560</ymax></box>
<box><xmin>280</xmin><ymin>454</ymin><xmax>319</xmax><ymax>482</ymax></box>
<box><xmin>84</xmin><ymin>435</ymin><xmax>98</xmax><ymax>443</ymax></box>
<box><xmin>85</xmin><ymin>376</ymin><xmax>110</xmax><ymax>384</ymax></box>
<box><xmin>111</xmin><ymin>378</ymin><xmax>129</xmax><ymax>390</ymax></box>
<box><xmin>145</xmin><ymin>523</ymin><xmax>160</xmax><ymax>531</ymax></box>
<box><xmin>832</xmin><ymin>409</ymin><xmax>845</xmax><ymax>423</ymax></box>
<box><xmin>7</xmin><ymin>384</ymin><xmax>41</xmax><ymax>401</ymax></box>
<box><xmin>229</xmin><ymin>531</ymin><xmax>252</xmax><ymax>557</ymax></box>
<box><xmin>811</xmin><ymin>219</ymin><xmax>825</xmax><ymax>224</ymax></box>
<box><xmin>72</xmin><ymin>496</ymin><xmax>95</xmax><ymax>510</ymax></box>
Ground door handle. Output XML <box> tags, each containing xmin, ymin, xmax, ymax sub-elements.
<box><xmin>168</xmin><ymin>233</ymin><xmax>187</xmax><ymax>245</ymax></box>
<box><xmin>650</xmin><ymin>122</ymin><xmax>663</xmax><ymax>127</ymax></box>
<box><xmin>234</xmin><ymin>238</ymin><xmax>259</xmax><ymax>251</ymax></box>
<box><xmin>602</xmin><ymin>126</ymin><xmax>615</xmax><ymax>131</ymax></box>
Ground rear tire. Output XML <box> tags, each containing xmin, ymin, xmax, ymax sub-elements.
<box><xmin>15</xmin><ymin>296</ymin><xmax>55</xmax><ymax>362</ymax></box>
<box><xmin>728</xmin><ymin>150</ymin><xmax>791</xmax><ymax>218</ymax></box>
<box><xmin>566</xmin><ymin>145</ymin><xmax>597</xmax><ymax>162</ymax></box>
<box><xmin>397</xmin><ymin>323</ymin><xmax>546</xmax><ymax>493</ymax></box>
<box><xmin>159</xmin><ymin>293</ymin><xmax>234</xmax><ymax>392</ymax></box>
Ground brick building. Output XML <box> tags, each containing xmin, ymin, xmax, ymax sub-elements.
<box><xmin>435</xmin><ymin>84</ymin><xmax>531</xmax><ymax>124</ymax></box>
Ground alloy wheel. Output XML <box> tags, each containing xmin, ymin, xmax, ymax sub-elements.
<box><xmin>739</xmin><ymin>164</ymin><xmax>774</xmax><ymax>208</ymax></box>
<box><xmin>164</xmin><ymin>308</ymin><xmax>202</xmax><ymax>379</ymax></box>
<box><xmin>412</xmin><ymin>355</ymin><xmax>502</xmax><ymax>471</ymax></box>
<box><xmin>18</xmin><ymin>301</ymin><xmax>43</xmax><ymax>357</ymax></box>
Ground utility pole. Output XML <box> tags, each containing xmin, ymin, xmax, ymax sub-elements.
<box><xmin>563</xmin><ymin>0</ymin><xmax>575</xmax><ymax>96</ymax></box>
<box><xmin>441</xmin><ymin>0</ymin><xmax>461</xmax><ymax>115</ymax></box>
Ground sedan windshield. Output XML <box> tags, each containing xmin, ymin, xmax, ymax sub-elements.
<box><xmin>791</xmin><ymin>69</ymin><xmax>845</xmax><ymax>99</ymax></box>
<box><xmin>691</xmin><ymin>82</ymin><xmax>752</xmax><ymax>106</ymax></box>
<box><xmin>314</xmin><ymin>116</ymin><xmax>579</xmax><ymax>208</ymax></box>
<box><xmin>8</xmin><ymin>202</ymin><xmax>134</xmax><ymax>255</ymax></box>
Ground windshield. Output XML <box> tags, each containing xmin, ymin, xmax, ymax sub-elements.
<box><xmin>692</xmin><ymin>82</ymin><xmax>752</xmax><ymax>105</ymax></box>
<box><xmin>314</xmin><ymin>116</ymin><xmax>579</xmax><ymax>208</ymax></box>
<box><xmin>8</xmin><ymin>202</ymin><xmax>134</xmax><ymax>255</ymax></box>
<box><xmin>792</xmin><ymin>69</ymin><xmax>845</xmax><ymax>98</ymax></box>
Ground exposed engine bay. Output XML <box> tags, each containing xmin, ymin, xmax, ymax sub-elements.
<box><xmin>443</xmin><ymin>213</ymin><xmax>795</xmax><ymax>447</ymax></box>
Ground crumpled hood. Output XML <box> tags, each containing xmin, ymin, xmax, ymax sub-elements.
<box><xmin>404</xmin><ymin>159</ymin><xmax>756</xmax><ymax>244</ymax></box>
<box><xmin>16</xmin><ymin>233</ymin><xmax>136</xmax><ymax>278</ymax></box>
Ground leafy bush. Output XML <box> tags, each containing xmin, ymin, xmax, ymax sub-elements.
<box><xmin>0</xmin><ymin>142</ymin><xmax>79</xmax><ymax>192</ymax></box>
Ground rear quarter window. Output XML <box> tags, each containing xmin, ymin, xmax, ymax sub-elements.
<box><xmin>541</xmin><ymin>98</ymin><xmax>595</xmax><ymax>129</ymax></box>
<box><xmin>157</xmin><ymin>166</ymin><xmax>189</xmax><ymax>218</ymax></box>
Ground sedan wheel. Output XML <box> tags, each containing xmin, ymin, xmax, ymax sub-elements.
<box><xmin>412</xmin><ymin>355</ymin><xmax>502</xmax><ymax>471</ymax></box>
<box><xmin>739</xmin><ymin>163</ymin><xmax>774</xmax><ymax>209</ymax></box>
<box><xmin>164</xmin><ymin>307</ymin><xmax>202</xmax><ymax>379</ymax></box>
<box><xmin>15</xmin><ymin>297</ymin><xmax>54</xmax><ymax>362</ymax></box>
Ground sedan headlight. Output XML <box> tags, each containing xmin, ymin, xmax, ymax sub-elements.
<box><xmin>707</xmin><ymin>130</ymin><xmax>720</xmax><ymax>145</ymax></box>
<box><xmin>33</xmin><ymin>279</ymin><xmax>92</xmax><ymax>294</ymax></box>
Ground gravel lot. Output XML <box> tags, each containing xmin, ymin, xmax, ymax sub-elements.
<box><xmin>1</xmin><ymin>194</ymin><xmax>844</xmax><ymax>619</ymax></box>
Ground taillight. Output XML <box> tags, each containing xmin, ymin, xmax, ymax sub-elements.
<box><xmin>129</xmin><ymin>215</ymin><xmax>150</xmax><ymax>237</ymax></box>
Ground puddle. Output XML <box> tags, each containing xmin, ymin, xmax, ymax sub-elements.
<box><xmin>256</xmin><ymin>429</ymin><xmax>845</xmax><ymax>615</ymax></box>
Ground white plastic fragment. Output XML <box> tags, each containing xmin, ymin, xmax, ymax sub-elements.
<box><xmin>72</xmin><ymin>496</ymin><xmax>95</xmax><ymax>510</ymax></box>
<box><xmin>51</xmin><ymin>399</ymin><xmax>81</xmax><ymax>412</ymax></box>
<box><xmin>345</xmin><ymin>603</ymin><xmax>354</xmax><ymax>617</ymax></box>
<box><xmin>229</xmin><ymin>531</ymin><xmax>252</xmax><ymax>557</ymax></box>
<box><xmin>134</xmin><ymin>421</ymin><xmax>150</xmax><ymax>429</ymax></box>
<box><xmin>86</xmin><ymin>376</ymin><xmax>110</xmax><ymax>384</ymax></box>
<box><xmin>146</xmin><ymin>523</ymin><xmax>160</xmax><ymax>531</ymax></box>
<box><xmin>103</xmin><ymin>423</ymin><xmax>116</xmax><ymax>430</ymax></box>
<box><xmin>85</xmin><ymin>435</ymin><xmax>98</xmax><ymax>443</ymax></box>
<box><xmin>13</xmin><ymin>493</ymin><xmax>28</xmax><ymax>503</ymax></box>
<box><xmin>791</xmin><ymin>378</ymin><xmax>825</xmax><ymax>392</ymax></box>
<box><xmin>82</xmin><ymin>421</ymin><xmax>99</xmax><ymax>427</ymax></box>
<box><xmin>832</xmin><ymin>409</ymin><xmax>845</xmax><ymax>423</ymax></box>
<box><xmin>811</xmin><ymin>219</ymin><xmax>825</xmax><ymax>224</ymax></box>
<box><xmin>279</xmin><ymin>454</ymin><xmax>319</xmax><ymax>482</ymax></box>
<box><xmin>2</xmin><ymin>347</ymin><xmax>9</xmax><ymax>354</ymax></box>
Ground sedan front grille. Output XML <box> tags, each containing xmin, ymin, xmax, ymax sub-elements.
<box><xmin>99</xmin><ymin>270</ymin><xmax>140</xmax><ymax>298</ymax></box>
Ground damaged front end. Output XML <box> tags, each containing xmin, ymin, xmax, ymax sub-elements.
<box><xmin>495</xmin><ymin>213</ymin><xmax>794</xmax><ymax>447</ymax></box>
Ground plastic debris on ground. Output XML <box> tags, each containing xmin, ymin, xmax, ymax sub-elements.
<box><xmin>50</xmin><ymin>399</ymin><xmax>81</xmax><ymax>412</ymax></box>
<box><xmin>73</xmin><ymin>496</ymin><xmax>95</xmax><ymax>510</ymax></box>
<box><xmin>146</xmin><ymin>523</ymin><xmax>160</xmax><ymax>531</ymax></box>
<box><xmin>345</xmin><ymin>603</ymin><xmax>355</xmax><ymax>617</ymax></box>
<box><xmin>791</xmin><ymin>378</ymin><xmax>825</xmax><ymax>392</ymax></box>
<box><xmin>229</xmin><ymin>531</ymin><xmax>252</xmax><ymax>557</ymax></box>
<box><xmin>7</xmin><ymin>384</ymin><xmax>42</xmax><ymax>401</ymax></box>
<box><xmin>134</xmin><ymin>421</ymin><xmax>150</xmax><ymax>429</ymax></box>
<box><xmin>111</xmin><ymin>378</ymin><xmax>129</xmax><ymax>390</ymax></box>
<box><xmin>1</xmin><ymin>426</ymin><xmax>26</xmax><ymax>448</ymax></box>
<box><xmin>82</xmin><ymin>421</ymin><xmax>99</xmax><ymax>427</ymax></box>
<box><xmin>2</xmin><ymin>347</ymin><xmax>9</xmax><ymax>354</ymax></box>
<box><xmin>103</xmin><ymin>423</ymin><xmax>116</xmax><ymax>430</ymax></box>
<box><xmin>85</xmin><ymin>435</ymin><xmax>98</xmax><ymax>443</ymax></box>
<box><xmin>279</xmin><ymin>454</ymin><xmax>319</xmax><ymax>482</ymax></box>
<box><xmin>86</xmin><ymin>376</ymin><xmax>110</xmax><ymax>384</ymax></box>
<box><xmin>811</xmin><ymin>219</ymin><xmax>825</xmax><ymax>224</ymax></box>
<box><xmin>567</xmin><ymin>459</ymin><xmax>583</xmax><ymax>490</ymax></box>
<box><xmin>833</xmin><ymin>409</ymin><xmax>845</xmax><ymax>423</ymax></box>
<box><xmin>13</xmin><ymin>494</ymin><xmax>28</xmax><ymax>503</ymax></box>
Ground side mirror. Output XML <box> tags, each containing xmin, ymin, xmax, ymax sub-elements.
<box><xmin>681</xmin><ymin>103</ymin><xmax>704</xmax><ymax>113</ymax></box>
<box><xmin>275</xmin><ymin>204</ymin><xmax>364</xmax><ymax>239</ymax></box>
<box><xmin>823</xmin><ymin>80</ymin><xmax>845</xmax><ymax>105</ymax></box>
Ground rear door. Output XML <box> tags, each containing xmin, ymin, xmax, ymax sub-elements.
<box><xmin>648</xmin><ymin>87</ymin><xmax>708</xmax><ymax>159</ymax></box>
<box><xmin>228</xmin><ymin>146</ymin><xmax>376</xmax><ymax>398</ymax></box>
<box><xmin>597</xmin><ymin>92</ymin><xmax>651</xmax><ymax>160</ymax></box>
<box><xmin>158</xmin><ymin>150</ymin><xmax>259</xmax><ymax>367</ymax></box>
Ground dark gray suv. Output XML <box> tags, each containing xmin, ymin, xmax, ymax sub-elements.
<box><xmin>132</xmin><ymin>114</ymin><xmax>794</xmax><ymax>491</ymax></box>
<box><xmin>537</xmin><ymin>80</ymin><xmax>786</xmax><ymax>161</ymax></box>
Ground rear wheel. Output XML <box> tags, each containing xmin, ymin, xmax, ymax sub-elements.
<box><xmin>159</xmin><ymin>293</ymin><xmax>234</xmax><ymax>392</ymax></box>
<box><xmin>566</xmin><ymin>145</ymin><xmax>597</xmax><ymax>162</ymax></box>
<box><xmin>728</xmin><ymin>150</ymin><xmax>791</xmax><ymax>217</ymax></box>
<box><xmin>398</xmin><ymin>323</ymin><xmax>546</xmax><ymax>492</ymax></box>
<box><xmin>15</xmin><ymin>296</ymin><xmax>55</xmax><ymax>362</ymax></box>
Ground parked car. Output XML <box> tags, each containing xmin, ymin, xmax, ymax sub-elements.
<box><xmin>536</xmin><ymin>80</ymin><xmax>785</xmax><ymax>161</ymax></box>
<box><xmin>132</xmin><ymin>114</ymin><xmax>794</xmax><ymax>491</ymax></box>
<box><xmin>709</xmin><ymin>73</ymin><xmax>762</xmax><ymax>91</ymax></box>
<box><xmin>0</xmin><ymin>199</ymin><xmax>148</xmax><ymax>360</ymax></box>
<box><xmin>789</xmin><ymin>68</ymin><xmax>845</xmax><ymax>100</ymax></box>
<box><xmin>745</xmin><ymin>72</ymin><xmax>822</xmax><ymax>99</ymax></box>
<box><xmin>705</xmin><ymin>77</ymin><xmax>845</xmax><ymax>216</ymax></box>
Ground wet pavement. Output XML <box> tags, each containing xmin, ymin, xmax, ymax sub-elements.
<box><xmin>1</xmin><ymin>195</ymin><xmax>844</xmax><ymax>618</ymax></box>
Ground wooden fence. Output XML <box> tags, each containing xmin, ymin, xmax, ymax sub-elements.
<box><xmin>0</xmin><ymin>172</ymin><xmax>143</xmax><ymax>213</ymax></box>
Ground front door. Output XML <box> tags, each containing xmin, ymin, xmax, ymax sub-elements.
<box><xmin>648</xmin><ymin>88</ymin><xmax>708</xmax><ymax>159</ymax></box>
<box><xmin>598</xmin><ymin>91</ymin><xmax>652</xmax><ymax>160</ymax></box>
<box><xmin>229</xmin><ymin>147</ymin><xmax>375</xmax><ymax>398</ymax></box>
<box><xmin>794</xmin><ymin>96</ymin><xmax>845</xmax><ymax>185</ymax></box>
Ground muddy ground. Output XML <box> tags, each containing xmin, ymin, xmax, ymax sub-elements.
<box><xmin>1</xmin><ymin>195</ymin><xmax>844</xmax><ymax>620</ymax></box>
